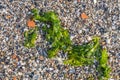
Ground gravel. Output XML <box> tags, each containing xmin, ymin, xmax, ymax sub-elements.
<box><xmin>0</xmin><ymin>0</ymin><xmax>119</xmax><ymax>80</ymax></box>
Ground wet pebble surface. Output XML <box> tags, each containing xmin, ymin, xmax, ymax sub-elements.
<box><xmin>0</xmin><ymin>0</ymin><xmax>119</xmax><ymax>80</ymax></box>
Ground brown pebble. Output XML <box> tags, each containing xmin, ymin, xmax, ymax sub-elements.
<box><xmin>39</xmin><ymin>56</ymin><xmax>44</xmax><ymax>60</ymax></box>
<box><xmin>13</xmin><ymin>62</ymin><xmax>17</xmax><ymax>67</ymax></box>
<box><xmin>6</xmin><ymin>15</ymin><xmax>12</xmax><ymax>19</ymax></box>
<box><xmin>13</xmin><ymin>76</ymin><xmax>17</xmax><ymax>80</ymax></box>
<box><xmin>12</xmin><ymin>54</ymin><xmax>17</xmax><ymax>59</ymax></box>
<box><xmin>59</xmin><ymin>0</ymin><xmax>63</xmax><ymax>2</ymax></box>
<box><xmin>81</xmin><ymin>13</ymin><xmax>89</xmax><ymax>19</ymax></box>
<box><xmin>101</xmin><ymin>41</ymin><xmax>106</xmax><ymax>45</ymax></box>
<box><xmin>1</xmin><ymin>62</ymin><xmax>4</xmax><ymax>64</ymax></box>
<box><xmin>1</xmin><ymin>52</ymin><xmax>5</xmax><ymax>56</ymax></box>
<box><xmin>77</xmin><ymin>0</ymin><xmax>80</xmax><ymax>2</ymax></box>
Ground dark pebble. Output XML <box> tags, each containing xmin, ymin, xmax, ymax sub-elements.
<box><xmin>60</xmin><ymin>53</ymin><xmax>65</xmax><ymax>58</ymax></box>
<box><xmin>0</xmin><ymin>5</ymin><xmax>4</xmax><ymax>9</ymax></box>
<box><xmin>42</xmin><ymin>50</ymin><xmax>47</xmax><ymax>57</ymax></box>
<box><xmin>15</xmin><ymin>46</ymin><xmax>19</xmax><ymax>50</ymax></box>
<box><xmin>59</xmin><ymin>73</ymin><xmax>63</xmax><ymax>77</ymax></box>
<box><xmin>68</xmin><ymin>0</ymin><xmax>72</xmax><ymax>2</ymax></box>
<box><xmin>54</xmin><ymin>60</ymin><xmax>59</xmax><ymax>64</ymax></box>
<box><xmin>99</xmin><ymin>28</ymin><xmax>106</xmax><ymax>34</ymax></box>
<box><xmin>94</xmin><ymin>62</ymin><xmax>99</xmax><ymax>68</ymax></box>
<box><xmin>118</xmin><ymin>27</ymin><xmax>120</xmax><ymax>30</ymax></box>
<box><xmin>29</xmin><ymin>72</ymin><xmax>34</xmax><ymax>78</ymax></box>
<box><xmin>82</xmin><ymin>4</ymin><xmax>86</xmax><ymax>8</ymax></box>
<box><xmin>20</xmin><ymin>27</ymin><xmax>25</xmax><ymax>33</ymax></box>
<box><xmin>104</xmin><ymin>7</ymin><xmax>108</xmax><ymax>12</ymax></box>
<box><xmin>9</xmin><ymin>0</ymin><xmax>13</xmax><ymax>2</ymax></box>
<box><xmin>5</xmin><ymin>61</ymin><xmax>9</xmax><ymax>65</ymax></box>
<box><xmin>34</xmin><ymin>2</ymin><xmax>39</xmax><ymax>7</ymax></box>
<box><xmin>96</xmin><ymin>72</ymin><xmax>99</xmax><ymax>76</ymax></box>
<box><xmin>16</xmin><ymin>24</ymin><xmax>21</xmax><ymax>28</ymax></box>
<box><xmin>0</xmin><ymin>26</ymin><xmax>2</xmax><ymax>30</ymax></box>
<box><xmin>46</xmin><ymin>69</ymin><xmax>50</xmax><ymax>73</ymax></box>
<box><xmin>57</xmin><ymin>65</ymin><xmax>61</xmax><ymax>70</ymax></box>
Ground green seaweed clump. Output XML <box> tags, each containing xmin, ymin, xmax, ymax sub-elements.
<box><xmin>64</xmin><ymin>37</ymin><xmax>101</xmax><ymax>66</ymax></box>
<box><xmin>24</xmin><ymin>27</ymin><xmax>38</xmax><ymax>48</ymax></box>
<box><xmin>98</xmin><ymin>49</ymin><xmax>111</xmax><ymax>80</ymax></box>
<box><xmin>31</xmin><ymin>8</ymin><xmax>71</xmax><ymax>58</ymax></box>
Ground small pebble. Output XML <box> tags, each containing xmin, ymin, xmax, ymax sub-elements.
<box><xmin>93</xmin><ymin>0</ymin><xmax>97</xmax><ymax>4</ymax></box>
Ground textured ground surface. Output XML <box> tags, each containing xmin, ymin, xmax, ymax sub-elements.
<box><xmin>0</xmin><ymin>0</ymin><xmax>120</xmax><ymax>80</ymax></box>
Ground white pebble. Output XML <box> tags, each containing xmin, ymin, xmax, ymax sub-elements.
<box><xmin>2</xmin><ymin>9</ymin><xmax>8</xmax><ymax>14</ymax></box>
<box><xmin>33</xmin><ymin>62</ymin><xmax>37</xmax><ymax>67</ymax></box>
<box><xmin>107</xmin><ymin>38</ymin><xmax>111</xmax><ymax>44</ymax></box>
<box><xmin>24</xmin><ymin>28</ymin><xmax>28</xmax><ymax>31</ymax></box>
<box><xmin>70</xmin><ymin>35</ymin><xmax>76</xmax><ymax>40</ymax></box>
<box><xmin>87</xmin><ymin>36</ymin><xmax>92</xmax><ymax>41</ymax></box>
<box><xmin>78</xmin><ymin>29</ymin><xmax>82</xmax><ymax>34</ymax></box>
<box><xmin>73</xmin><ymin>0</ymin><xmax>77</xmax><ymax>4</ymax></box>
<box><xmin>54</xmin><ymin>70</ymin><xmax>59</xmax><ymax>73</ymax></box>
<box><xmin>6</xmin><ymin>37</ymin><xmax>9</xmax><ymax>41</ymax></box>
<box><xmin>93</xmin><ymin>0</ymin><xmax>97</xmax><ymax>4</ymax></box>
<box><xmin>56</xmin><ymin>57</ymin><xmax>63</xmax><ymax>64</ymax></box>
<box><xmin>15</xmin><ymin>35</ymin><xmax>18</xmax><ymax>39</ymax></box>
<box><xmin>49</xmin><ymin>68</ymin><xmax>54</xmax><ymax>71</ymax></box>
<box><xmin>18</xmin><ymin>72</ymin><xmax>22</xmax><ymax>75</ymax></box>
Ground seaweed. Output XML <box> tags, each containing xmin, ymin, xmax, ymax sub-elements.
<box><xmin>97</xmin><ymin>49</ymin><xmax>111</xmax><ymax>80</ymax></box>
<box><xmin>64</xmin><ymin>37</ymin><xmax>101</xmax><ymax>66</ymax></box>
<box><xmin>31</xmin><ymin>8</ymin><xmax>71</xmax><ymax>58</ymax></box>
<box><xmin>24</xmin><ymin>27</ymin><xmax>38</xmax><ymax>48</ymax></box>
<box><xmin>23</xmin><ymin>8</ymin><xmax>111</xmax><ymax>79</ymax></box>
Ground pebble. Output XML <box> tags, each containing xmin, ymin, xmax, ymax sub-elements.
<box><xmin>70</xmin><ymin>34</ymin><xmax>76</xmax><ymax>40</ymax></box>
<box><xmin>18</xmin><ymin>72</ymin><xmax>22</xmax><ymax>76</ymax></box>
<box><xmin>87</xmin><ymin>36</ymin><xmax>92</xmax><ymax>41</ymax></box>
<box><xmin>93</xmin><ymin>0</ymin><xmax>97</xmax><ymax>4</ymax></box>
<box><xmin>54</xmin><ymin>69</ymin><xmax>59</xmax><ymax>73</ymax></box>
<box><xmin>69</xmin><ymin>68</ymin><xmax>75</xmax><ymax>74</ymax></box>
<box><xmin>78</xmin><ymin>29</ymin><xmax>82</xmax><ymax>34</ymax></box>
<box><xmin>33</xmin><ymin>75</ymin><xmax>39</xmax><ymax>80</ymax></box>
<box><xmin>39</xmin><ymin>56</ymin><xmax>44</xmax><ymax>61</ymax></box>
<box><xmin>107</xmin><ymin>38</ymin><xmax>111</xmax><ymax>44</ymax></box>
